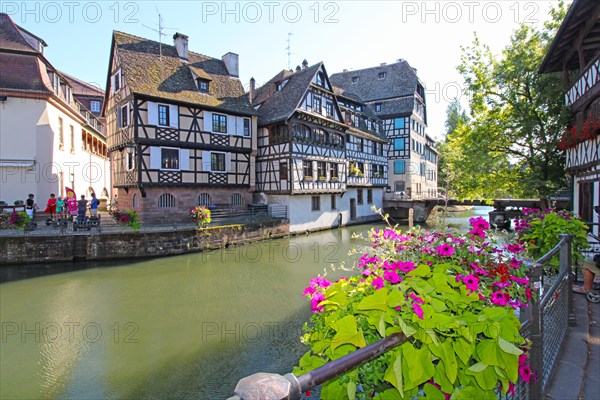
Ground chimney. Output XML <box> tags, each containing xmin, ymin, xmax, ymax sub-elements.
<box><xmin>295</xmin><ymin>65</ymin><xmax>301</xmax><ymax>72</ymax></box>
<box><xmin>343</xmin><ymin>69</ymin><xmax>348</xmax><ymax>73</ymax></box>
<box><xmin>249</xmin><ymin>77</ymin><xmax>255</xmax><ymax>104</ymax></box>
<box><xmin>222</xmin><ymin>52</ymin><xmax>239</xmax><ymax>77</ymax></box>
<box><xmin>380</xmin><ymin>62</ymin><xmax>387</xmax><ymax>66</ymax></box>
<box><xmin>173</xmin><ymin>32</ymin><xmax>189</xmax><ymax>61</ymax></box>
<box><xmin>302</xmin><ymin>59</ymin><xmax>308</xmax><ymax>70</ymax></box>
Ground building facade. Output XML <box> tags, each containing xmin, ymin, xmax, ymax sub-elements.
<box><xmin>253</xmin><ymin>61</ymin><xmax>387</xmax><ymax>232</ymax></box>
<box><xmin>330</xmin><ymin>61</ymin><xmax>439</xmax><ymax>199</ymax></box>
<box><xmin>540</xmin><ymin>0</ymin><xmax>600</xmax><ymax>236</ymax></box>
<box><xmin>0</xmin><ymin>13</ymin><xmax>109</xmax><ymax>205</ymax></box>
<box><xmin>103</xmin><ymin>31</ymin><xmax>257</xmax><ymax>224</ymax></box>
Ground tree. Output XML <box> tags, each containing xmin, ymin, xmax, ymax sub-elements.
<box><xmin>449</xmin><ymin>2</ymin><xmax>571</xmax><ymax>199</ymax></box>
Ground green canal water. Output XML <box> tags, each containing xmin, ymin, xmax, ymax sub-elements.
<box><xmin>0</xmin><ymin>207</ymin><xmax>491</xmax><ymax>399</ymax></box>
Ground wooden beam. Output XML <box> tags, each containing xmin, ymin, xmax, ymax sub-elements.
<box><xmin>562</xmin><ymin>3</ymin><xmax>600</xmax><ymax>71</ymax></box>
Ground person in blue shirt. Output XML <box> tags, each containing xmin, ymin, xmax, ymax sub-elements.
<box><xmin>90</xmin><ymin>193</ymin><xmax>100</xmax><ymax>218</ymax></box>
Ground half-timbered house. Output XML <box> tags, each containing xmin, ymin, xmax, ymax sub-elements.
<box><xmin>103</xmin><ymin>31</ymin><xmax>257</xmax><ymax>224</ymax></box>
<box><xmin>334</xmin><ymin>89</ymin><xmax>388</xmax><ymax>221</ymax></box>
<box><xmin>331</xmin><ymin>61</ymin><xmax>439</xmax><ymax>199</ymax></box>
<box><xmin>253</xmin><ymin>61</ymin><xmax>383</xmax><ymax>232</ymax></box>
<box><xmin>540</xmin><ymin>0</ymin><xmax>600</xmax><ymax>237</ymax></box>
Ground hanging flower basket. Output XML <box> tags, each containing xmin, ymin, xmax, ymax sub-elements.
<box><xmin>557</xmin><ymin>116</ymin><xmax>600</xmax><ymax>151</ymax></box>
<box><xmin>190</xmin><ymin>206</ymin><xmax>212</xmax><ymax>227</ymax></box>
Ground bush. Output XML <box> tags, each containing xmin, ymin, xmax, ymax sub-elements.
<box><xmin>295</xmin><ymin>217</ymin><xmax>534</xmax><ymax>399</ymax></box>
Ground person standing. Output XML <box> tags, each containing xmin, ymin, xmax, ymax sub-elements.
<box><xmin>25</xmin><ymin>194</ymin><xmax>36</xmax><ymax>219</ymax></box>
<box><xmin>110</xmin><ymin>194</ymin><xmax>118</xmax><ymax>212</ymax></box>
<box><xmin>55</xmin><ymin>195</ymin><xmax>66</xmax><ymax>219</ymax></box>
<box><xmin>89</xmin><ymin>193</ymin><xmax>99</xmax><ymax>218</ymax></box>
<box><xmin>77</xmin><ymin>195</ymin><xmax>88</xmax><ymax>223</ymax></box>
<box><xmin>46</xmin><ymin>194</ymin><xmax>57</xmax><ymax>219</ymax></box>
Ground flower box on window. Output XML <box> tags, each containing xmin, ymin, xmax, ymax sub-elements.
<box><xmin>318</xmin><ymin>176</ymin><xmax>327</xmax><ymax>182</ymax></box>
<box><xmin>303</xmin><ymin>176</ymin><xmax>313</xmax><ymax>182</ymax></box>
<box><xmin>557</xmin><ymin>116</ymin><xmax>600</xmax><ymax>151</ymax></box>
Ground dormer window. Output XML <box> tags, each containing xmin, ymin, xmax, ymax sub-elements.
<box><xmin>90</xmin><ymin>101</ymin><xmax>101</xmax><ymax>113</ymax></box>
<box><xmin>351</xmin><ymin>76</ymin><xmax>359</xmax><ymax>84</ymax></box>
<box><xmin>197</xmin><ymin>78</ymin><xmax>209</xmax><ymax>93</ymax></box>
<box><xmin>378</xmin><ymin>72</ymin><xmax>386</xmax><ymax>79</ymax></box>
<box><xmin>276</xmin><ymin>79</ymin><xmax>289</xmax><ymax>92</ymax></box>
<box><xmin>316</xmin><ymin>72</ymin><xmax>325</xmax><ymax>87</ymax></box>
<box><xmin>375</xmin><ymin>103</ymin><xmax>382</xmax><ymax>112</ymax></box>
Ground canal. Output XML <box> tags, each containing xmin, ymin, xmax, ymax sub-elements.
<box><xmin>0</xmin><ymin>207</ymin><xmax>491</xmax><ymax>399</ymax></box>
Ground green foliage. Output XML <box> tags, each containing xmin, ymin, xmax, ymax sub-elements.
<box><xmin>296</xmin><ymin>218</ymin><xmax>534</xmax><ymax>399</ymax></box>
<box><xmin>190</xmin><ymin>206</ymin><xmax>212</xmax><ymax>227</ymax></box>
<box><xmin>443</xmin><ymin>2</ymin><xmax>571</xmax><ymax>199</ymax></box>
<box><xmin>110</xmin><ymin>209</ymin><xmax>141</xmax><ymax>231</ymax></box>
<box><xmin>0</xmin><ymin>211</ymin><xmax>31</xmax><ymax>230</ymax></box>
<box><xmin>517</xmin><ymin>208</ymin><xmax>589</xmax><ymax>271</ymax></box>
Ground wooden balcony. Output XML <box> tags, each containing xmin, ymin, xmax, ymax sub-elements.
<box><xmin>566</xmin><ymin>51</ymin><xmax>600</xmax><ymax>108</ymax></box>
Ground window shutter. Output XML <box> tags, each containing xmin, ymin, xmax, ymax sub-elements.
<box><xmin>225</xmin><ymin>152</ymin><xmax>232</xmax><ymax>172</ymax></box>
<box><xmin>147</xmin><ymin>102</ymin><xmax>157</xmax><ymax>125</ymax></box>
<box><xmin>226</xmin><ymin>115</ymin><xmax>235</xmax><ymax>135</ymax></box>
<box><xmin>150</xmin><ymin>147</ymin><xmax>161</xmax><ymax>169</ymax></box>
<box><xmin>202</xmin><ymin>150</ymin><xmax>211</xmax><ymax>172</ymax></box>
<box><xmin>169</xmin><ymin>105</ymin><xmax>178</xmax><ymax>128</ymax></box>
<box><xmin>203</xmin><ymin>111</ymin><xmax>212</xmax><ymax>132</ymax></box>
<box><xmin>236</xmin><ymin>117</ymin><xmax>244</xmax><ymax>136</ymax></box>
<box><xmin>116</xmin><ymin>107</ymin><xmax>122</xmax><ymax>128</ymax></box>
<box><xmin>179</xmin><ymin>149</ymin><xmax>189</xmax><ymax>170</ymax></box>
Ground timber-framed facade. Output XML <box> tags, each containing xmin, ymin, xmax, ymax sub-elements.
<box><xmin>103</xmin><ymin>31</ymin><xmax>257</xmax><ymax>224</ymax></box>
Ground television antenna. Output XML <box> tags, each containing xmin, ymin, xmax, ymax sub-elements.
<box><xmin>142</xmin><ymin>8</ymin><xmax>176</xmax><ymax>58</ymax></box>
<box><xmin>285</xmin><ymin>32</ymin><xmax>293</xmax><ymax>70</ymax></box>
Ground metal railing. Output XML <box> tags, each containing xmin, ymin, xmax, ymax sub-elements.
<box><xmin>228</xmin><ymin>234</ymin><xmax>576</xmax><ymax>400</ymax></box>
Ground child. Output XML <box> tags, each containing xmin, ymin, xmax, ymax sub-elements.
<box><xmin>25</xmin><ymin>194</ymin><xmax>36</xmax><ymax>219</ymax></box>
<box><xmin>55</xmin><ymin>195</ymin><xmax>65</xmax><ymax>219</ymax></box>
<box><xmin>46</xmin><ymin>194</ymin><xmax>57</xmax><ymax>219</ymax></box>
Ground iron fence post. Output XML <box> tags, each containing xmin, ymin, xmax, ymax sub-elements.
<box><xmin>559</xmin><ymin>234</ymin><xmax>576</xmax><ymax>327</ymax></box>
<box><xmin>529</xmin><ymin>263</ymin><xmax>544</xmax><ymax>400</ymax></box>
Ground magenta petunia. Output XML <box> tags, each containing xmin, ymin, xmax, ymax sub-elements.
<box><xmin>384</xmin><ymin>269</ymin><xmax>401</xmax><ymax>284</ymax></box>
<box><xmin>372</xmin><ymin>276</ymin><xmax>384</xmax><ymax>290</ymax></box>
<box><xmin>310</xmin><ymin>276</ymin><xmax>331</xmax><ymax>288</ymax></box>
<box><xmin>397</xmin><ymin>261</ymin><xmax>416</xmax><ymax>273</ymax></box>
<box><xmin>493</xmin><ymin>281</ymin><xmax>512</xmax><ymax>289</ymax></box>
<box><xmin>302</xmin><ymin>286</ymin><xmax>316</xmax><ymax>296</ymax></box>
<box><xmin>362</xmin><ymin>269</ymin><xmax>372</xmax><ymax>277</ymax></box>
<box><xmin>470</xmin><ymin>263</ymin><xmax>489</xmax><ymax>276</ymax></box>
<box><xmin>469</xmin><ymin>216</ymin><xmax>490</xmax><ymax>231</ymax></box>
<box><xmin>412</xmin><ymin>303</ymin><xmax>424</xmax><ymax>320</ymax></box>
<box><xmin>511</xmin><ymin>276</ymin><xmax>529</xmax><ymax>285</ymax></box>
<box><xmin>490</xmin><ymin>291</ymin><xmax>509</xmax><ymax>306</ymax></box>
<box><xmin>525</xmin><ymin>287</ymin><xmax>533</xmax><ymax>300</ymax></box>
<box><xmin>436</xmin><ymin>244</ymin><xmax>455</xmax><ymax>257</ymax></box>
<box><xmin>462</xmin><ymin>274</ymin><xmax>479</xmax><ymax>292</ymax></box>
<box><xmin>519</xmin><ymin>364</ymin><xmax>532</xmax><ymax>383</ymax></box>
<box><xmin>519</xmin><ymin>353</ymin><xmax>528</xmax><ymax>366</ymax></box>
<box><xmin>310</xmin><ymin>292</ymin><xmax>325</xmax><ymax>313</ymax></box>
<box><xmin>409</xmin><ymin>292</ymin><xmax>425</xmax><ymax>304</ymax></box>
<box><xmin>510</xmin><ymin>257</ymin><xmax>524</xmax><ymax>269</ymax></box>
<box><xmin>468</xmin><ymin>227</ymin><xmax>486</xmax><ymax>238</ymax></box>
<box><xmin>505</xmin><ymin>242</ymin><xmax>526</xmax><ymax>254</ymax></box>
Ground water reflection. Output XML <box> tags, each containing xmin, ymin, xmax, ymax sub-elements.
<box><xmin>0</xmin><ymin>208</ymin><xmax>490</xmax><ymax>399</ymax></box>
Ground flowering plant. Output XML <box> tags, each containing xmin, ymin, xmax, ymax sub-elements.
<box><xmin>557</xmin><ymin>116</ymin><xmax>600</xmax><ymax>151</ymax></box>
<box><xmin>515</xmin><ymin>208</ymin><xmax>589</xmax><ymax>271</ymax></box>
<box><xmin>190</xmin><ymin>206</ymin><xmax>211</xmax><ymax>227</ymax></box>
<box><xmin>295</xmin><ymin>216</ymin><xmax>534</xmax><ymax>399</ymax></box>
<box><xmin>0</xmin><ymin>211</ymin><xmax>31</xmax><ymax>230</ymax></box>
<box><xmin>110</xmin><ymin>209</ymin><xmax>140</xmax><ymax>231</ymax></box>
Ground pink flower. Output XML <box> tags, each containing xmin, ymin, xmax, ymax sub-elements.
<box><xmin>310</xmin><ymin>276</ymin><xmax>331</xmax><ymax>288</ymax></box>
<box><xmin>493</xmin><ymin>281</ymin><xmax>512</xmax><ymax>289</ymax></box>
<box><xmin>509</xmin><ymin>299</ymin><xmax>527</xmax><ymax>309</ymax></box>
<box><xmin>490</xmin><ymin>291</ymin><xmax>509</xmax><ymax>306</ymax></box>
<box><xmin>505</xmin><ymin>243</ymin><xmax>525</xmax><ymax>254</ymax></box>
<box><xmin>469</xmin><ymin>216</ymin><xmax>490</xmax><ymax>230</ymax></box>
<box><xmin>470</xmin><ymin>263</ymin><xmax>488</xmax><ymax>276</ymax></box>
<box><xmin>519</xmin><ymin>353</ymin><xmax>528</xmax><ymax>366</ymax></box>
<box><xmin>519</xmin><ymin>364</ymin><xmax>532</xmax><ymax>383</ymax></box>
<box><xmin>302</xmin><ymin>286</ymin><xmax>316</xmax><ymax>296</ymax></box>
<box><xmin>310</xmin><ymin>292</ymin><xmax>325</xmax><ymax>313</ymax></box>
<box><xmin>526</xmin><ymin>287</ymin><xmax>533</xmax><ymax>300</ymax></box>
<box><xmin>468</xmin><ymin>227</ymin><xmax>486</xmax><ymax>238</ymax></box>
<box><xmin>463</xmin><ymin>274</ymin><xmax>479</xmax><ymax>293</ymax></box>
<box><xmin>436</xmin><ymin>244</ymin><xmax>455</xmax><ymax>257</ymax></box>
<box><xmin>362</xmin><ymin>269</ymin><xmax>372</xmax><ymax>277</ymax></box>
<box><xmin>511</xmin><ymin>276</ymin><xmax>529</xmax><ymax>285</ymax></box>
<box><xmin>409</xmin><ymin>292</ymin><xmax>425</xmax><ymax>304</ymax></box>
<box><xmin>384</xmin><ymin>270</ymin><xmax>401</xmax><ymax>284</ymax></box>
<box><xmin>372</xmin><ymin>276</ymin><xmax>384</xmax><ymax>290</ymax></box>
<box><xmin>412</xmin><ymin>303</ymin><xmax>424</xmax><ymax>320</ymax></box>
<box><xmin>397</xmin><ymin>261</ymin><xmax>416</xmax><ymax>273</ymax></box>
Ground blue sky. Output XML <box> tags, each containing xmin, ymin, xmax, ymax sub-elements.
<box><xmin>3</xmin><ymin>1</ymin><xmax>561</xmax><ymax>139</ymax></box>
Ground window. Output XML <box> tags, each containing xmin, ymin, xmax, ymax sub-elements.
<box><xmin>292</xmin><ymin>124</ymin><xmax>311</xmax><ymax>141</ymax></box>
<box><xmin>197</xmin><ymin>79</ymin><xmax>209</xmax><ymax>92</ymax></box>
<box><xmin>280</xmin><ymin>161</ymin><xmax>288</xmax><ymax>180</ymax></box>
<box><xmin>325</xmin><ymin>102</ymin><xmax>333</xmax><ymax>117</ymax></box>
<box><xmin>311</xmin><ymin>196</ymin><xmax>320</xmax><ymax>211</ymax></box>
<box><xmin>58</xmin><ymin>117</ymin><xmax>64</xmax><ymax>148</ymax></box>
<box><xmin>133</xmin><ymin>194</ymin><xmax>139</xmax><ymax>208</ymax></box>
<box><xmin>329</xmin><ymin>163</ymin><xmax>338</xmax><ymax>179</ymax></box>
<box><xmin>375</xmin><ymin>103</ymin><xmax>382</xmax><ymax>112</ymax></box>
<box><xmin>394</xmin><ymin>118</ymin><xmax>405</xmax><ymax>129</ymax></box>
<box><xmin>313</xmin><ymin>128</ymin><xmax>326</xmax><ymax>144</ymax></box>
<box><xmin>53</xmin><ymin>74</ymin><xmax>60</xmax><ymax>95</ymax></box>
<box><xmin>317</xmin><ymin>161</ymin><xmax>326</xmax><ymax>178</ymax></box>
<box><xmin>126</xmin><ymin>151</ymin><xmax>135</xmax><ymax>170</ymax></box>
<box><xmin>367</xmin><ymin>189</ymin><xmax>373</xmax><ymax>204</ymax></box>
<box><xmin>394</xmin><ymin>160</ymin><xmax>405</xmax><ymax>174</ymax></box>
<box><xmin>420</xmin><ymin>162</ymin><xmax>426</xmax><ymax>176</ymax></box>
<box><xmin>351</xmin><ymin>76</ymin><xmax>359</xmax><ymax>83</ymax></box>
<box><xmin>357</xmin><ymin>189</ymin><xmax>363</xmax><ymax>205</ymax></box>
<box><xmin>313</xmin><ymin>96</ymin><xmax>322</xmax><ymax>113</ymax></box>
<box><xmin>316</xmin><ymin>72</ymin><xmax>325</xmax><ymax>86</ymax></box>
<box><xmin>270</xmin><ymin>124</ymin><xmax>289</xmax><ymax>144</ymax></box>
<box><xmin>119</xmin><ymin>104</ymin><xmax>129</xmax><ymax>128</ymax></box>
<box><xmin>243</xmin><ymin>118</ymin><xmax>250</xmax><ymax>137</ymax></box>
<box><xmin>158</xmin><ymin>193</ymin><xmax>175</xmax><ymax>208</ymax></box>
<box><xmin>358</xmin><ymin>138</ymin><xmax>364</xmax><ymax>152</ymax></box>
<box><xmin>161</xmin><ymin>148</ymin><xmax>179</xmax><ymax>169</ymax></box>
<box><xmin>378</xmin><ymin>72</ymin><xmax>386</xmax><ymax>79</ymax></box>
<box><xmin>158</xmin><ymin>104</ymin><xmax>170</xmax><ymax>126</ymax></box>
<box><xmin>393</xmin><ymin>138</ymin><xmax>405</xmax><ymax>151</ymax></box>
<box><xmin>303</xmin><ymin>160</ymin><xmax>313</xmax><ymax>178</ymax></box>
<box><xmin>112</xmin><ymin>70</ymin><xmax>121</xmax><ymax>91</ymax></box>
<box><xmin>211</xmin><ymin>153</ymin><xmax>226</xmax><ymax>172</ymax></box>
<box><xmin>212</xmin><ymin>114</ymin><xmax>227</xmax><ymax>133</ymax></box>
<box><xmin>90</xmin><ymin>101</ymin><xmax>101</xmax><ymax>112</ymax></box>
<box><xmin>331</xmin><ymin>195</ymin><xmax>336</xmax><ymax>210</ymax></box>
<box><xmin>231</xmin><ymin>193</ymin><xmax>243</xmax><ymax>207</ymax></box>
<box><xmin>70</xmin><ymin>125</ymin><xmax>75</xmax><ymax>153</ymax></box>
<box><xmin>198</xmin><ymin>193</ymin><xmax>210</xmax><ymax>206</ymax></box>
<box><xmin>331</xmin><ymin>133</ymin><xmax>344</xmax><ymax>148</ymax></box>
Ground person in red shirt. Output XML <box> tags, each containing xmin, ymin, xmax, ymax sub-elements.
<box><xmin>46</xmin><ymin>193</ymin><xmax>57</xmax><ymax>219</ymax></box>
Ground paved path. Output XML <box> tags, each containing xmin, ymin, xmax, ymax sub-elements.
<box><xmin>545</xmin><ymin>291</ymin><xmax>599</xmax><ymax>399</ymax></box>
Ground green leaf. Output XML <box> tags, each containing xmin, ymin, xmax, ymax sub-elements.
<box><xmin>384</xmin><ymin>350</ymin><xmax>403</xmax><ymax>394</ymax></box>
<box><xmin>388</xmin><ymin>288</ymin><xmax>405</xmax><ymax>308</ymax></box>
<box><xmin>403</xmin><ymin>342</ymin><xmax>435</xmax><ymax>387</ymax></box>
<box><xmin>409</xmin><ymin>264</ymin><xmax>431</xmax><ymax>277</ymax></box>
<box><xmin>374</xmin><ymin>389</ymin><xmax>403</xmax><ymax>400</ymax></box>
<box><xmin>453</xmin><ymin>337</ymin><xmax>474</xmax><ymax>365</ymax></box>
<box><xmin>347</xmin><ymin>380</ymin><xmax>356</xmax><ymax>400</ymax></box>
<box><xmin>476</xmin><ymin>340</ymin><xmax>501</xmax><ymax>367</ymax></box>
<box><xmin>330</xmin><ymin>315</ymin><xmax>366</xmax><ymax>351</ymax></box>
<box><xmin>423</xmin><ymin>382</ymin><xmax>447</xmax><ymax>400</ymax></box>
<box><xmin>397</xmin><ymin>317</ymin><xmax>417</xmax><ymax>337</ymax></box>
<box><xmin>357</xmin><ymin>288</ymin><xmax>389</xmax><ymax>311</ymax></box>
<box><xmin>468</xmin><ymin>362</ymin><xmax>488</xmax><ymax>373</ymax></box>
<box><xmin>321</xmin><ymin>378</ymin><xmax>348</xmax><ymax>400</ymax></box>
<box><xmin>498</xmin><ymin>337</ymin><xmax>523</xmax><ymax>356</ymax></box>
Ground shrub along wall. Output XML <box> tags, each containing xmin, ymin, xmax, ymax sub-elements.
<box><xmin>0</xmin><ymin>222</ymin><xmax>289</xmax><ymax>265</ymax></box>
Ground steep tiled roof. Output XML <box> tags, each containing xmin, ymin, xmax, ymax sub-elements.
<box><xmin>113</xmin><ymin>31</ymin><xmax>255</xmax><ymax>115</ymax></box>
<box><xmin>254</xmin><ymin>63</ymin><xmax>321</xmax><ymax>126</ymax></box>
<box><xmin>0</xmin><ymin>52</ymin><xmax>49</xmax><ymax>93</ymax></box>
<box><xmin>0</xmin><ymin>13</ymin><xmax>38</xmax><ymax>53</ymax></box>
<box><xmin>374</xmin><ymin>97</ymin><xmax>415</xmax><ymax>117</ymax></box>
<box><xmin>330</xmin><ymin>61</ymin><xmax>418</xmax><ymax>102</ymax></box>
<box><xmin>60</xmin><ymin>71</ymin><xmax>104</xmax><ymax>98</ymax></box>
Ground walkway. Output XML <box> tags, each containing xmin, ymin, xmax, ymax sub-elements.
<box><xmin>545</xmin><ymin>291</ymin><xmax>599</xmax><ymax>399</ymax></box>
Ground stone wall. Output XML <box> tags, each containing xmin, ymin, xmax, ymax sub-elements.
<box><xmin>0</xmin><ymin>221</ymin><xmax>289</xmax><ymax>266</ymax></box>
